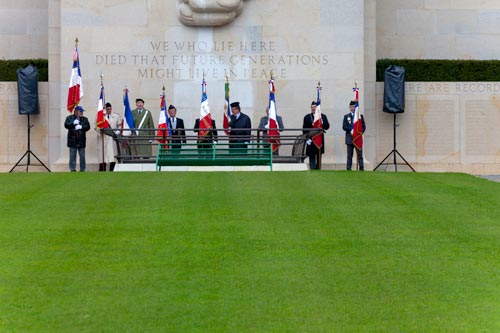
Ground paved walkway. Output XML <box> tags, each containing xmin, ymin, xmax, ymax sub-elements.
<box><xmin>479</xmin><ymin>175</ymin><xmax>500</xmax><ymax>182</ymax></box>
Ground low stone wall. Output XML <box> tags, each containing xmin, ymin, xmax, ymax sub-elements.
<box><xmin>0</xmin><ymin>82</ymin><xmax>49</xmax><ymax>172</ymax></box>
<box><xmin>375</xmin><ymin>82</ymin><xmax>500</xmax><ymax>174</ymax></box>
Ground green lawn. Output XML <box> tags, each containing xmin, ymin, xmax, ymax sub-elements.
<box><xmin>1</xmin><ymin>171</ymin><xmax>499</xmax><ymax>332</ymax></box>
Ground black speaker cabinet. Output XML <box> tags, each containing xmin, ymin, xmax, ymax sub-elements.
<box><xmin>383</xmin><ymin>65</ymin><xmax>405</xmax><ymax>113</ymax></box>
<box><xmin>17</xmin><ymin>65</ymin><xmax>40</xmax><ymax>115</ymax></box>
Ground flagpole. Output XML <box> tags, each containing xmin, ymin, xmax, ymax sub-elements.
<box><xmin>121</xmin><ymin>86</ymin><xmax>126</xmax><ymax>136</ymax></box>
<box><xmin>100</xmin><ymin>73</ymin><xmax>106</xmax><ymax>170</ymax></box>
<box><xmin>317</xmin><ymin>81</ymin><xmax>322</xmax><ymax>170</ymax></box>
<box><xmin>74</xmin><ymin>37</ymin><xmax>80</xmax><ymax>143</ymax></box>
<box><xmin>162</xmin><ymin>85</ymin><xmax>166</xmax><ymax>145</ymax></box>
<box><xmin>74</xmin><ymin>37</ymin><xmax>79</xmax><ymax>112</ymax></box>
<box><xmin>352</xmin><ymin>81</ymin><xmax>358</xmax><ymax>171</ymax></box>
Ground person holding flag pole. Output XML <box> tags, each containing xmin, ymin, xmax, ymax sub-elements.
<box><xmin>342</xmin><ymin>81</ymin><xmax>366</xmax><ymax>171</ymax></box>
<box><xmin>67</xmin><ymin>38</ymin><xmax>83</xmax><ymax>113</ymax></box>
<box><xmin>64</xmin><ymin>37</ymin><xmax>90</xmax><ymax>172</ymax></box>
<box><xmin>194</xmin><ymin>76</ymin><xmax>217</xmax><ymax>157</ymax></box>
<box><xmin>223</xmin><ymin>75</ymin><xmax>231</xmax><ymax>136</ymax></box>
<box><xmin>302</xmin><ymin>82</ymin><xmax>330</xmax><ymax>170</ymax></box>
<box><xmin>122</xmin><ymin>87</ymin><xmax>135</xmax><ymax>136</ymax></box>
<box><xmin>119</xmin><ymin>87</ymin><xmax>135</xmax><ymax>158</ymax></box>
<box><xmin>95</xmin><ymin>73</ymin><xmax>122</xmax><ymax>171</ymax></box>
<box><xmin>95</xmin><ymin>73</ymin><xmax>109</xmax><ymax>171</ymax></box>
<box><xmin>156</xmin><ymin>86</ymin><xmax>171</xmax><ymax>147</ymax></box>
<box><xmin>265</xmin><ymin>71</ymin><xmax>281</xmax><ymax>155</ymax></box>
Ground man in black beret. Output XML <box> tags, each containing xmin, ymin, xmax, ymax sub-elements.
<box><xmin>229</xmin><ymin>101</ymin><xmax>251</xmax><ymax>154</ymax></box>
<box><xmin>131</xmin><ymin>97</ymin><xmax>155</xmax><ymax>158</ymax></box>
<box><xmin>342</xmin><ymin>100</ymin><xmax>366</xmax><ymax>170</ymax></box>
<box><xmin>302</xmin><ymin>100</ymin><xmax>330</xmax><ymax>169</ymax></box>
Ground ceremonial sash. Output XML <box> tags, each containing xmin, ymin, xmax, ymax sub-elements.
<box><xmin>136</xmin><ymin>110</ymin><xmax>149</xmax><ymax>136</ymax></box>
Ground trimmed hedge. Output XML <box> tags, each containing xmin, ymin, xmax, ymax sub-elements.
<box><xmin>2</xmin><ymin>58</ymin><xmax>500</xmax><ymax>83</ymax></box>
<box><xmin>0</xmin><ymin>59</ymin><xmax>48</xmax><ymax>81</ymax></box>
<box><xmin>377</xmin><ymin>59</ymin><xmax>500</xmax><ymax>82</ymax></box>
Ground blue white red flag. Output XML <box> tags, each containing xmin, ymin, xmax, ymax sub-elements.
<box><xmin>156</xmin><ymin>89</ymin><xmax>171</xmax><ymax>144</ymax></box>
<box><xmin>122</xmin><ymin>88</ymin><xmax>135</xmax><ymax>136</ymax></box>
<box><xmin>267</xmin><ymin>77</ymin><xmax>280</xmax><ymax>152</ymax></box>
<box><xmin>199</xmin><ymin>79</ymin><xmax>212</xmax><ymax>137</ymax></box>
<box><xmin>312</xmin><ymin>83</ymin><xmax>323</xmax><ymax>149</ymax></box>
<box><xmin>351</xmin><ymin>85</ymin><xmax>363</xmax><ymax>149</ymax></box>
<box><xmin>67</xmin><ymin>44</ymin><xmax>83</xmax><ymax>112</ymax></box>
<box><xmin>223</xmin><ymin>78</ymin><xmax>231</xmax><ymax>135</ymax></box>
<box><xmin>96</xmin><ymin>84</ymin><xmax>109</xmax><ymax>129</ymax></box>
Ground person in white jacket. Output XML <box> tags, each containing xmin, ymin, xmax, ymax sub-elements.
<box><xmin>96</xmin><ymin>102</ymin><xmax>122</xmax><ymax>171</ymax></box>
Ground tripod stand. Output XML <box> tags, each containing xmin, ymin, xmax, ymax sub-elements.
<box><xmin>374</xmin><ymin>113</ymin><xmax>415</xmax><ymax>172</ymax></box>
<box><xmin>9</xmin><ymin>113</ymin><xmax>51</xmax><ymax>172</ymax></box>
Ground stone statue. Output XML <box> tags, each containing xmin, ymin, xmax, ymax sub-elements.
<box><xmin>177</xmin><ymin>0</ymin><xmax>244</xmax><ymax>27</ymax></box>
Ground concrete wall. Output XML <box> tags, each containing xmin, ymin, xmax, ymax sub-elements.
<box><xmin>0</xmin><ymin>82</ymin><xmax>49</xmax><ymax>172</ymax></box>
<box><xmin>376</xmin><ymin>1</ymin><xmax>500</xmax><ymax>59</ymax></box>
<box><xmin>4</xmin><ymin>80</ymin><xmax>500</xmax><ymax>174</ymax></box>
<box><xmin>47</xmin><ymin>0</ymin><xmax>371</xmax><ymax>171</ymax></box>
<box><xmin>0</xmin><ymin>0</ymin><xmax>49</xmax><ymax>59</ymax></box>
<box><xmin>375</xmin><ymin>82</ymin><xmax>500</xmax><ymax>174</ymax></box>
<box><xmin>2</xmin><ymin>1</ymin><xmax>500</xmax><ymax>173</ymax></box>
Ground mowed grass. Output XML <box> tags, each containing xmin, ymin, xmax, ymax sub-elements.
<box><xmin>0</xmin><ymin>171</ymin><xmax>499</xmax><ymax>332</ymax></box>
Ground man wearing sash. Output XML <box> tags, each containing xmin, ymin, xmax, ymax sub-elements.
<box><xmin>131</xmin><ymin>98</ymin><xmax>155</xmax><ymax>158</ymax></box>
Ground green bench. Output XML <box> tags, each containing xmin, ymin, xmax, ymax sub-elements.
<box><xmin>156</xmin><ymin>143</ymin><xmax>273</xmax><ymax>171</ymax></box>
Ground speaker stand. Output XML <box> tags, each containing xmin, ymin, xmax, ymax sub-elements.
<box><xmin>374</xmin><ymin>113</ymin><xmax>415</xmax><ymax>172</ymax></box>
<box><xmin>10</xmin><ymin>114</ymin><xmax>51</xmax><ymax>172</ymax></box>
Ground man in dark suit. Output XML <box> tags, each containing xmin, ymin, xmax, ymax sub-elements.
<box><xmin>302</xmin><ymin>101</ymin><xmax>330</xmax><ymax>170</ymax></box>
<box><xmin>342</xmin><ymin>100</ymin><xmax>366</xmax><ymax>170</ymax></box>
<box><xmin>194</xmin><ymin>117</ymin><xmax>218</xmax><ymax>157</ymax></box>
<box><xmin>229</xmin><ymin>101</ymin><xmax>251</xmax><ymax>154</ymax></box>
<box><xmin>167</xmin><ymin>105</ymin><xmax>186</xmax><ymax>153</ymax></box>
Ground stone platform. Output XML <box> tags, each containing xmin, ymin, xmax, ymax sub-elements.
<box><xmin>114</xmin><ymin>163</ymin><xmax>308</xmax><ymax>172</ymax></box>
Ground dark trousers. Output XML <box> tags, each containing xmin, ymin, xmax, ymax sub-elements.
<box><xmin>229</xmin><ymin>142</ymin><xmax>248</xmax><ymax>155</ymax></box>
<box><xmin>99</xmin><ymin>162</ymin><xmax>116</xmax><ymax>171</ymax></box>
<box><xmin>307</xmin><ymin>149</ymin><xmax>320</xmax><ymax>170</ymax></box>
<box><xmin>346</xmin><ymin>144</ymin><xmax>364</xmax><ymax>171</ymax></box>
<box><xmin>69</xmin><ymin>147</ymin><xmax>85</xmax><ymax>172</ymax></box>
<box><xmin>197</xmin><ymin>142</ymin><xmax>213</xmax><ymax>158</ymax></box>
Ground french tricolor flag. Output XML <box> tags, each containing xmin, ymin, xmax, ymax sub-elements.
<box><xmin>351</xmin><ymin>85</ymin><xmax>363</xmax><ymax>150</ymax></box>
<box><xmin>122</xmin><ymin>88</ymin><xmax>135</xmax><ymax>136</ymax></box>
<box><xmin>312</xmin><ymin>83</ymin><xmax>323</xmax><ymax>149</ymax></box>
<box><xmin>95</xmin><ymin>84</ymin><xmax>109</xmax><ymax>129</ymax></box>
<box><xmin>66</xmin><ymin>43</ymin><xmax>83</xmax><ymax>112</ymax></box>
<box><xmin>198</xmin><ymin>78</ymin><xmax>212</xmax><ymax>138</ymax></box>
<box><xmin>156</xmin><ymin>89</ymin><xmax>170</xmax><ymax>144</ymax></box>
<box><xmin>267</xmin><ymin>77</ymin><xmax>280</xmax><ymax>152</ymax></box>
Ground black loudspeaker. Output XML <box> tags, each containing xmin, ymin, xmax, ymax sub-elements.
<box><xmin>17</xmin><ymin>64</ymin><xmax>39</xmax><ymax>115</ymax></box>
<box><xmin>383</xmin><ymin>65</ymin><xmax>405</xmax><ymax>113</ymax></box>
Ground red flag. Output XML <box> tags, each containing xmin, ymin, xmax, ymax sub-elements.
<box><xmin>199</xmin><ymin>79</ymin><xmax>212</xmax><ymax>138</ymax></box>
<box><xmin>95</xmin><ymin>84</ymin><xmax>109</xmax><ymax>129</ymax></box>
<box><xmin>312</xmin><ymin>83</ymin><xmax>323</xmax><ymax>149</ymax></box>
<box><xmin>67</xmin><ymin>44</ymin><xmax>83</xmax><ymax>112</ymax></box>
<box><xmin>267</xmin><ymin>77</ymin><xmax>280</xmax><ymax>152</ymax></box>
<box><xmin>351</xmin><ymin>86</ymin><xmax>363</xmax><ymax>149</ymax></box>
<box><xmin>156</xmin><ymin>90</ymin><xmax>170</xmax><ymax>144</ymax></box>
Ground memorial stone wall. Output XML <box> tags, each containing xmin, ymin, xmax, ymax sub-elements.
<box><xmin>1</xmin><ymin>1</ymin><xmax>500</xmax><ymax>173</ymax></box>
